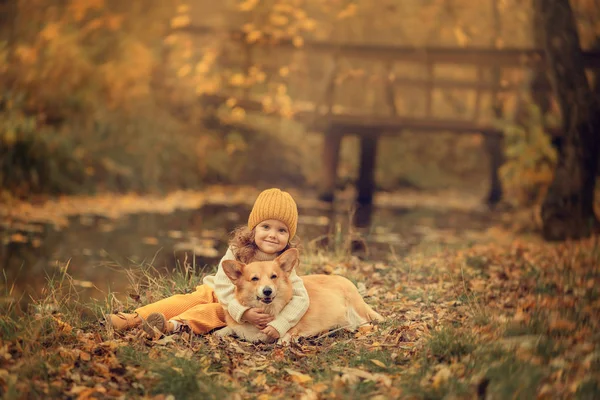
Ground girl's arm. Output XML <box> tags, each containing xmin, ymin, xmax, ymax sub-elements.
<box><xmin>267</xmin><ymin>270</ymin><xmax>309</xmax><ymax>337</ymax></box>
<box><xmin>211</xmin><ymin>248</ymin><xmax>251</xmax><ymax>323</ymax></box>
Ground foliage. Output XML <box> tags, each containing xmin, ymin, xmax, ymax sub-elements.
<box><xmin>0</xmin><ymin>95</ymin><xmax>88</xmax><ymax>196</ymax></box>
<box><xmin>4</xmin><ymin>0</ymin><xmax>598</xmax><ymax>197</ymax></box>
<box><xmin>499</xmin><ymin>101</ymin><xmax>558</xmax><ymax>206</ymax></box>
<box><xmin>0</xmin><ymin>0</ymin><xmax>226</xmax><ymax>196</ymax></box>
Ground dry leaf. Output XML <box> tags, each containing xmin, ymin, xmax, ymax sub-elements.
<box><xmin>285</xmin><ymin>368</ymin><xmax>312</xmax><ymax>384</ymax></box>
<box><xmin>432</xmin><ymin>366</ymin><xmax>452</xmax><ymax>388</ymax></box>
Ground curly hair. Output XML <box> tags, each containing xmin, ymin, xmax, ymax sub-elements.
<box><xmin>228</xmin><ymin>225</ymin><xmax>301</xmax><ymax>264</ymax></box>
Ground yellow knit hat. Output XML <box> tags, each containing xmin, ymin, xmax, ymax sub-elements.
<box><xmin>248</xmin><ymin>188</ymin><xmax>298</xmax><ymax>239</ymax></box>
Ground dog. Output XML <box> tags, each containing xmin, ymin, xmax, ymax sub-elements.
<box><xmin>215</xmin><ymin>248</ymin><xmax>384</xmax><ymax>344</ymax></box>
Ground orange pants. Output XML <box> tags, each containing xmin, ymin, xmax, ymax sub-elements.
<box><xmin>135</xmin><ymin>284</ymin><xmax>226</xmax><ymax>334</ymax></box>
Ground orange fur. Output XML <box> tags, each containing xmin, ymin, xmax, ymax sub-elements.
<box><xmin>217</xmin><ymin>249</ymin><xmax>384</xmax><ymax>343</ymax></box>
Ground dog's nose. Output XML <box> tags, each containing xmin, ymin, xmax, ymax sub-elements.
<box><xmin>263</xmin><ymin>287</ymin><xmax>273</xmax><ymax>297</ymax></box>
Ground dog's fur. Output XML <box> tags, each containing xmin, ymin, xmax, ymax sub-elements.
<box><xmin>215</xmin><ymin>248</ymin><xmax>384</xmax><ymax>344</ymax></box>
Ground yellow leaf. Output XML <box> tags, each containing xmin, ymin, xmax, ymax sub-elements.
<box><xmin>302</xmin><ymin>18</ymin><xmax>317</xmax><ymax>31</ymax></box>
<box><xmin>105</xmin><ymin>15</ymin><xmax>123</xmax><ymax>31</ymax></box>
<box><xmin>177</xmin><ymin>4</ymin><xmax>190</xmax><ymax>13</ymax></box>
<box><xmin>40</xmin><ymin>23</ymin><xmax>60</xmax><ymax>41</ymax></box>
<box><xmin>230</xmin><ymin>107</ymin><xmax>246</xmax><ymax>121</ymax></box>
<box><xmin>454</xmin><ymin>26</ymin><xmax>469</xmax><ymax>47</ymax></box>
<box><xmin>337</xmin><ymin>3</ymin><xmax>357</xmax><ymax>19</ymax></box>
<box><xmin>178</xmin><ymin>64</ymin><xmax>191</xmax><ymax>78</ymax></box>
<box><xmin>246</xmin><ymin>30</ymin><xmax>262</xmax><ymax>43</ymax></box>
<box><xmin>142</xmin><ymin>237</ymin><xmax>159</xmax><ymax>245</ymax></box>
<box><xmin>285</xmin><ymin>368</ymin><xmax>312</xmax><ymax>384</ymax></box>
<box><xmin>229</xmin><ymin>73</ymin><xmax>245</xmax><ymax>87</ymax></box>
<box><xmin>279</xmin><ymin>66</ymin><xmax>289</xmax><ymax>77</ymax></box>
<box><xmin>370</xmin><ymin>359</ymin><xmax>386</xmax><ymax>368</ymax></box>
<box><xmin>171</xmin><ymin>15</ymin><xmax>190</xmax><ymax>29</ymax></box>
<box><xmin>238</xmin><ymin>0</ymin><xmax>259</xmax><ymax>12</ymax></box>
<box><xmin>252</xmin><ymin>374</ymin><xmax>267</xmax><ymax>386</ymax></box>
<box><xmin>9</xmin><ymin>233</ymin><xmax>27</xmax><ymax>243</ymax></box>
<box><xmin>270</xmin><ymin>14</ymin><xmax>289</xmax><ymax>26</ymax></box>
<box><xmin>312</xmin><ymin>382</ymin><xmax>328</xmax><ymax>393</ymax></box>
<box><xmin>432</xmin><ymin>366</ymin><xmax>452</xmax><ymax>388</ymax></box>
<box><xmin>79</xmin><ymin>351</ymin><xmax>91</xmax><ymax>361</ymax></box>
<box><xmin>292</xmin><ymin>36</ymin><xmax>304</xmax><ymax>48</ymax></box>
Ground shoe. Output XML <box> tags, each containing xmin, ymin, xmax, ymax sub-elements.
<box><xmin>143</xmin><ymin>312</ymin><xmax>176</xmax><ymax>338</ymax></box>
<box><xmin>106</xmin><ymin>312</ymin><xmax>142</xmax><ymax>331</ymax></box>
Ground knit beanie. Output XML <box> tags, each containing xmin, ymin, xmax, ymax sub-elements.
<box><xmin>248</xmin><ymin>188</ymin><xmax>298</xmax><ymax>239</ymax></box>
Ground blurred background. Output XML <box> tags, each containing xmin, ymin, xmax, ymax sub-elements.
<box><xmin>0</xmin><ymin>0</ymin><xmax>599</xmax><ymax>307</ymax></box>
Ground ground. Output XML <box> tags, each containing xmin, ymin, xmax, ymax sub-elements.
<box><xmin>0</xmin><ymin>191</ymin><xmax>599</xmax><ymax>399</ymax></box>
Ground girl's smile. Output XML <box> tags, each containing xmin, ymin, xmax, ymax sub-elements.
<box><xmin>254</xmin><ymin>219</ymin><xmax>290</xmax><ymax>254</ymax></box>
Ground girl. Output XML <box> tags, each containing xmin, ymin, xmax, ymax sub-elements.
<box><xmin>105</xmin><ymin>188</ymin><xmax>309</xmax><ymax>341</ymax></box>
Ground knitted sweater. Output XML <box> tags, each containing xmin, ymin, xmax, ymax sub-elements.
<box><xmin>203</xmin><ymin>247</ymin><xmax>310</xmax><ymax>337</ymax></box>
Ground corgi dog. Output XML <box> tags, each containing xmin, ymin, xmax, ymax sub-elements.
<box><xmin>215</xmin><ymin>248</ymin><xmax>384</xmax><ymax>344</ymax></box>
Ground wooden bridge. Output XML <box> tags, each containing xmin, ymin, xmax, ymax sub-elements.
<box><xmin>181</xmin><ymin>25</ymin><xmax>600</xmax><ymax>205</ymax></box>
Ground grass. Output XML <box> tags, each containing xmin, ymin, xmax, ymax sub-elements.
<box><xmin>1</xmin><ymin>235</ymin><xmax>599</xmax><ymax>399</ymax></box>
<box><xmin>483</xmin><ymin>355</ymin><xmax>544</xmax><ymax>399</ymax></box>
<box><xmin>151</xmin><ymin>356</ymin><xmax>231</xmax><ymax>399</ymax></box>
<box><xmin>425</xmin><ymin>326</ymin><xmax>476</xmax><ymax>363</ymax></box>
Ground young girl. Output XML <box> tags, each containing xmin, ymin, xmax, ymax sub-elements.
<box><xmin>105</xmin><ymin>188</ymin><xmax>309</xmax><ymax>341</ymax></box>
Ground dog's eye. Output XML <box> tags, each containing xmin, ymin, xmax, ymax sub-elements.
<box><xmin>270</xmin><ymin>274</ymin><xmax>277</xmax><ymax>280</ymax></box>
<box><xmin>251</xmin><ymin>276</ymin><xmax>259</xmax><ymax>282</ymax></box>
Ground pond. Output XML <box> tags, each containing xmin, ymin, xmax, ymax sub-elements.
<box><xmin>0</xmin><ymin>189</ymin><xmax>496</xmax><ymax>309</ymax></box>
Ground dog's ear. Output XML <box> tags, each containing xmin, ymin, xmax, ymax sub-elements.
<box><xmin>222</xmin><ymin>260</ymin><xmax>245</xmax><ymax>283</ymax></box>
<box><xmin>276</xmin><ymin>248</ymin><xmax>299</xmax><ymax>274</ymax></box>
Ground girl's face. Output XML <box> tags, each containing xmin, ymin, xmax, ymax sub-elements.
<box><xmin>254</xmin><ymin>219</ymin><xmax>290</xmax><ymax>254</ymax></box>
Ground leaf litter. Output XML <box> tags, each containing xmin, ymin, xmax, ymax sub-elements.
<box><xmin>1</xmin><ymin>193</ymin><xmax>599</xmax><ymax>398</ymax></box>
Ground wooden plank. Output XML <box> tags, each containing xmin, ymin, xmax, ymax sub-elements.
<box><xmin>303</xmin><ymin>113</ymin><xmax>562</xmax><ymax>138</ymax></box>
<box><xmin>200</xmin><ymin>93</ymin><xmax>562</xmax><ymax>137</ymax></box>
<box><xmin>298</xmin><ymin>112</ymin><xmax>502</xmax><ymax>134</ymax></box>
<box><xmin>177</xmin><ymin>25</ymin><xmax>600</xmax><ymax>68</ymax></box>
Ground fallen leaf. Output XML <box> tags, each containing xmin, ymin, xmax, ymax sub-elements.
<box><xmin>252</xmin><ymin>374</ymin><xmax>266</xmax><ymax>386</ymax></box>
<box><xmin>549</xmin><ymin>318</ymin><xmax>576</xmax><ymax>332</ymax></box>
<box><xmin>432</xmin><ymin>366</ymin><xmax>452</xmax><ymax>388</ymax></box>
<box><xmin>285</xmin><ymin>368</ymin><xmax>312</xmax><ymax>384</ymax></box>
<box><xmin>370</xmin><ymin>359</ymin><xmax>387</xmax><ymax>368</ymax></box>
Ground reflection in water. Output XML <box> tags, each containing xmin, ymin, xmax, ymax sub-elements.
<box><xmin>1</xmin><ymin>198</ymin><xmax>496</xmax><ymax>308</ymax></box>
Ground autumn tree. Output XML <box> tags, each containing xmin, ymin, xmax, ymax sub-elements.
<box><xmin>534</xmin><ymin>0</ymin><xmax>600</xmax><ymax>240</ymax></box>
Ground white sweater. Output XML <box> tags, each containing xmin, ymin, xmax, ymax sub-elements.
<box><xmin>203</xmin><ymin>247</ymin><xmax>310</xmax><ymax>337</ymax></box>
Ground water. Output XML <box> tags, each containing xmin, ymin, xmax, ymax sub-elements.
<box><xmin>1</xmin><ymin>190</ymin><xmax>496</xmax><ymax>308</ymax></box>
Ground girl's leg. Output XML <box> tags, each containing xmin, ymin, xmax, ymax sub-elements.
<box><xmin>172</xmin><ymin>302</ymin><xmax>227</xmax><ymax>335</ymax></box>
<box><xmin>135</xmin><ymin>284</ymin><xmax>216</xmax><ymax>320</ymax></box>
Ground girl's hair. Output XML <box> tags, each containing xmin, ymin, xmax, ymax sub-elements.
<box><xmin>229</xmin><ymin>225</ymin><xmax>301</xmax><ymax>264</ymax></box>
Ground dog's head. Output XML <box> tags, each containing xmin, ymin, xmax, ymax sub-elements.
<box><xmin>221</xmin><ymin>248</ymin><xmax>298</xmax><ymax>308</ymax></box>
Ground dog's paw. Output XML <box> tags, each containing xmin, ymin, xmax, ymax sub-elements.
<box><xmin>214</xmin><ymin>326</ymin><xmax>233</xmax><ymax>338</ymax></box>
<box><xmin>277</xmin><ymin>333</ymin><xmax>295</xmax><ymax>346</ymax></box>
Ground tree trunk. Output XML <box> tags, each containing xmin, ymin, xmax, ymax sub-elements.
<box><xmin>535</xmin><ymin>0</ymin><xmax>600</xmax><ymax>240</ymax></box>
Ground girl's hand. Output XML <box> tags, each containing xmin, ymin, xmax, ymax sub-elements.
<box><xmin>261</xmin><ymin>326</ymin><xmax>280</xmax><ymax>340</ymax></box>
<box><xmin>242</xmin><ymin>308</ymin><xmax>274</xmax><ymax>329</ymax></box>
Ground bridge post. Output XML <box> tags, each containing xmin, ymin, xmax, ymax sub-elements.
<box><xmin>356</xmin><ymin>132</ymin><xmax>380</xmax><ymax>205</ymax></box>
<box><xmin>319</xmin><ymin>126</ymin><xmax>343</xmax><ymax>202</ymax></box>
<box><xmin>484</xmin><ymin>132</ymin><xmax>504</xmax><ymax>206</ymax></box>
